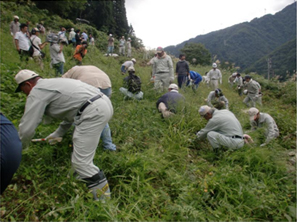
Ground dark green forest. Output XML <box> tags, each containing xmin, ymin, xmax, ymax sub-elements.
<box><xmin>165</xmin><ymin>2</ymin><xmax>296</xmax><ymax>80</ymax></box>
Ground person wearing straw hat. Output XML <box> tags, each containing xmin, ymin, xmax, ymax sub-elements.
<box><xmin>14</xmin><ymin>69</ymin><xmax>113</xmax><ymax>201</ymax></box>
<box><xmin>247</xmin><ymin>108</ymin><xmax>279</xmax><ymax>146</ymax></box>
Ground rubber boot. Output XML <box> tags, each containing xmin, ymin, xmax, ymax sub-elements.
<box><xmin>84</xmin><ymin>171</ymin><xmax>111</xmax><ymax>202</ymax></box>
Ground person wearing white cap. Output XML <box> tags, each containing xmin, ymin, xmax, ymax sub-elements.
<box><xmin>119</xmin><ymin>36</ymin><xmax>126</xmax><ymax>56</ymax></box>
<box><xmin>152</xmin><ymin>46</ymin><xmax>174</xmax><ymax>92</ymax></box>
<box><xmin>119</xmin><ymin>66</ymin><xmax>143</xmax><ymax>100</ymax></box>
<box><xmin>156</xmin><ymin>83</ymin><xmax>185</xmax><ymax>118</ymax></box>
<box><xmin>62</xmin><ymin>65</ymin><xmax>117</xmax><ymax>151</ymax></box>
<box><xmin>107</xmin><ymin>34</ymin><xmax>114</xmax><ymax>56</ymax></box>
<box><xmin>196</xmin><ymin>105</ymin><xmax>245</xmax><ymax>151</ymax></box>
<box><xmin>121</xmin><ymin>58</ymin><xmax>136</xmax><ymax>74</ymax></box>
<box><xmin>10</xmin><ymin>15</ymin><xmax>20</xmax><ymax>39</ymax></box>
<box><xmin>14</xmin><ymin>69</ymin><xmax>113</xmax><ymax>201</ymax></box>
<box><xmin>206</xmin><ymin>63</ymin><xmax>222</xmax><ymax>90</ymax></box>
<box><xmin>30</xmin><ymin>27</ymin><xmax>48</xmax><ymax>70</ymax></box>
<box><xmin>228</xmin><ymin>72</ymin><xmax>237</xmax><ymax>88</ymax></box>
<box><xmin>243</xmin><ymin>75</ymin><xmax>261</xmax><ymax>107</ymax></box>
<box><xmin>248</xmin><ymin>108</ymin><xmax>279</xmax><ymax>146</ymax></box>
<box><xmin>126</xmin><ymin>37</ymin><xmax>132</xmax><ymax>57</ymax></box>
<box><xmin>68</xmin><ymin>28</ymin><xmax>76</xmax><ymax>46</ymax></box>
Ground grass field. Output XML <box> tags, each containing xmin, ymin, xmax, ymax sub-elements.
<box><xmin>0</xmin><ymin>4</ymin><xmax>296</xmax><ymax>221</ymax></box>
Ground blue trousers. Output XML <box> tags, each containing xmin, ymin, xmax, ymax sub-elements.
<box><xmin>0</xmin><ymin>114</ymin><xmax>22</xmax><ymax>194</ymax></box>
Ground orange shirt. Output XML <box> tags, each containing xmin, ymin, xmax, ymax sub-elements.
<box><xmin>73</xmin><ymin>45</ymin><xmax>87</xmax><ymax>61</ymax></box>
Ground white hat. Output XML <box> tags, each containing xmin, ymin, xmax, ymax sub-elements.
<box><xmin>128</xmin><ymin>37</ymin><xmax>131</xmax><ymax>40</ymax></box>
<box><xmin>15</xmin><ymin>70</ymin><xmax>39</xmax><ymax>92</ymax></box>
<box><xmin>248</xmin><ymin>108</ymin><xmax>259</xmax><ymax>121</ymax></box>
<box><xmin>71</xmin><ymin>28</ymin><xmax>74</xmax><ymax>31</ymax></box>
<box><xmin>109</xmin><ymin>34</ymin><xmax>112</xmax><ymax>36</ymax></box>
<box><xmin>14</xmin><ymin>15</ymin><xmax>19</xmax><ymax>20</ymax></box>
<box><xmin>212</xmin><ymin>63</ymin><xmax>217</xmax><ymax>68</ymax></box>
<box><xmin>131</xmin><ymin>58</ymin><xmax>136</xmax><ymax>63</ymax></box>
<box><xmin>168</xmin><ymin>83</ymin><xmax>178</xmax><ymax>90</ymax></box>
<box><xmin>127</xmin><ymin>66</ymin><xmax>135</xmax><ymax>72</ymax></box>
<box><xmin>199</xmin><ymin>105</ymin><xmax>211</xmax><ymax>116</ymax></box>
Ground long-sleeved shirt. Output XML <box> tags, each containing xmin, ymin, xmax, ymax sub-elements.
<box><xmin>244</xmin><ymin>79</ymin><xmax>260</xmax><ymax>96</ymax></box>
<box><xmin>207</xmin><ymin>69</ymin><xmax>222</xmax><ymax>83</ymax></box>
<box><xmin>62</xmin><ymin>65</ymin><xmax>111</xmax><ymax>89</ymax></box>
<box><xmin>119</xmin><ymin>39</ymin><xmax>126</xmax><ymax>47</ymax></box>
<box><xmin>126</xmin><ymin>41</ymin><xmax>131</xmax><ymax>49</ymax></box>
<box><xmin>68</xmin><ymin>31</ymin><xmax>76</xmax><ymax>41</ymax></box>
<box><xmin>250</xmin><ymin>112</ymin><xmax>279</xmax><ymax>143</ymax></box>
<box><xmin>152</xmin><ymin>52</ymin><xmax>174</xmax><ymax>78</ymax></box>
<box><xmin>50</xmin><ymin>43</ymin><xmax>65</xmax><ymax>64</ymax></box>
<box><xmin>10</xmin><ymin>21</ymin><xmax>20</xmax><ymax>36</ymax></box>
<box><xmin>234</xmin><ymin>76</ymin><xmax>243</xmax><ymax>87</ymax></box>
<box><xmin>122</xmin><ymin>61</ymin><xmax>134</xmax><ymax>69</ymax></box>
<box><xmin>197</xmin><ymin>109</ymin><xmax>243</xmax><ymax>140</ymax></box>
<box><xmin>176</xmin><ymin>60</ymin><xmax>189</xmax><ymax>76</ymax></box>
<box><xmin>18</xmin><ymin>78</ymin><xmax>101</xmax><ymax>146</ymax></box>
<box><xmin>207</xmin><ymin>91</ymin><xmax>229</xmax><ymax>109</ymax></box>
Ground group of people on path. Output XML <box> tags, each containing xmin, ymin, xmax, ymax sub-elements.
<box><xmin>107</xmin><ymin>34</ymin><xmax>132</xmax><ymax>57</ymax></box>
<box><xmin>2</xmin><ymin>25</ymin><xmax>280</xmax><ymax>203</ymax></box>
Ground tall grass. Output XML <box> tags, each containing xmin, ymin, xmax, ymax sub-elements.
<box><xmin>0</xmin><ymin>3</ymin><xmax>296</xmax><ymax>221</ymax></box>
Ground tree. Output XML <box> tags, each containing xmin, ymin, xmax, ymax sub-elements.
<box><xmin>180</xmin><ymin>43</ymin><xmax>211</xmax><ymax>66</ymax></box>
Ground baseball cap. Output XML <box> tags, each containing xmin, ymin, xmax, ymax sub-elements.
<box><xmin>168</xmin><ymin>83</ymin><xmax>178</xmax><ymax>90</ymax></box>
<box><xmin>15</xmin><ymin>70</ymin><xmax>39</xmax><ymax>92</ymax></box>
<box><xmin>109</xmin><ymin>34</ymin><xmax>112</xmax><ymax>36</ymax></box>
<box><xmin>131</xmin><ymin>58</ymin><xmax>136</xmax><ymax>63</ymax></box>
<box><xmin>31</xmin><ymin>28</ymin><xmax>40</xmax><ymax>34</ymax></box>
<box><xmin>14</xmin><ymin>15</ymin><xmax>19</xmax><ymax>20</ymax></box>
<box><xmin>156</xmin><ymin>47</ymin><xmax>163</xmax><ymax>53</ymax></box>
<box><xmin>248</xmin><ymin>108</ymin><xmax>259</xmax><ymax>121</ymax></box>
<box><xmin>199</xmin><ymin>105</ymin><xmax>211</xmax><ymax>116</ymax></box>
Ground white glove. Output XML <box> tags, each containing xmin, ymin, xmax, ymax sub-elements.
<box><xmin>260</xmin><ymin>143</ymin><xmax>266</xmax><ymax>147</ymax></box>
<box><xmin>45</xmin><ymin>132</ymin><xmax>63</xmax><ymax>145</ymax></box>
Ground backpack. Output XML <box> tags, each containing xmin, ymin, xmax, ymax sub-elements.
<box><xmin>128</xmin><ymin>75</ymin><xmax>141</xmax><ymax>93</ymax></box>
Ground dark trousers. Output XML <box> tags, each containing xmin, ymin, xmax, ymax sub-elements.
<box><xmin>177</xmin><ymin>75</ymin><xmax>187</xmax><ymax>88</ymax></box>
<box><xmin>0</xmin><ymin>114</ymin><xmax>22</xmax><ymax>194</ymax></box>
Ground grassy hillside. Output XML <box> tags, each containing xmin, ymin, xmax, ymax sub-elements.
<box><xmin>0</xmin><ymin>5</ymin><xmax>296</xmax><ymax>222</ymax></box>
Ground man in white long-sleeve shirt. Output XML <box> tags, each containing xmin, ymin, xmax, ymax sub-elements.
<box><xmin>207</xmin><ymin>88</ymin><xmax>229</xmax><ymax>110</ymax></box>
<box><xmin>196</xmin><ymin>105</ymin><xmax>245</xmax><ymax>151</ymax></box>
<box><xmin>14</xmin><ymin>69</ymin><xmax>113</xmax><ymax>201</ymax></box>
<box><xmin>248</xmin><ymin>108</ymin><xmax>279</xmax><ymax>146</ymax></box>
<box><xmin>207</xmin><ymin>63</ymin><xmax>222</xmax><ymax>90</ymax></box>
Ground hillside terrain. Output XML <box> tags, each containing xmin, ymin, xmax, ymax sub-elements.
<box><xmin>0</xmin><ymin>2</ymin><xmax>296</xmax><ymax>221</ymax></box>
<box><xmin>164</xmin><ymin>2</ymin><xmax>296</xmax><ymax>79</ymax></box>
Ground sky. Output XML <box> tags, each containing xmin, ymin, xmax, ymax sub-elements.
<box><xmin>125</xmin><ymin>0</ymin><xmax>294</xmax><ymax>50</ymax></box>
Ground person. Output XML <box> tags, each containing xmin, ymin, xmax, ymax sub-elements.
<box><xmin>62</xmin><ymin>65</ymin><xmax>116</xmax><ymax>151</ymax></box>
<box><xmin>196</xmin><ymin>105</ymin><xmax>245</xmax><ymax>151</ymax></box>
<box><xmin>156</xmin><ymin>83</ymin><xmax>185</xmax><ymax>118</ymax></box>
<box><xmin>37</xmin><ymin>22</ymin><xmax>45</xmax><ymax>35</ymax></box>
<box><xmin>14</xmin><ymin>23</ymin><xmax>31</xmax><ymax>62</ymax></box>
<box><xmin>206</xmin><ymin>63</ymin><xmax>222</xmax><ymax>90</ymax></box>
<box><xmin>247</xmin><ymin>108</ymin><xmax>279</xmax><ymax>146</ymax></box>
<box><xmin>68</xmin><ymin>28</ymin><xmax>76</xmax><ymax>46</ymax></box>
<box><xmin>119</xmin><ymin>36</ymin><xmax>126</xmax><ymax>56</ymax></box>
<box><xmin>243</xmin><ymin>75</ymin><xmax>261</xmax><ymax>107</ymax></box>
<box><xmin>30</xmin><ymin>28</ymin><xmax>48</xmax><ymax>70</ymax></box>
<box><xmin>58</xmin><ymin>27</ymin><xmax>66</xmax><ymax>39</ymax></box>
<box><xmin>119</xmin><ymin>66</ymin><xmax>143</xmax><ymax>100</ymax></box>
<box><xmin>0</xmin><ymin>113</ymin><xmax>22</xmax><ymax>194</ymax></box>
<box><xmin>186</xmin><ymin>70</ymin><xmax>202</xmax><ymax>92</ymax></box>
<box><xmin>152</xmin><ymin>47</ymin><xmax>174</xmax><ymax>92</ymax></box>
<box><xmin>14</xmin><ymin>69</ymin><xmax>113</xmax><ymax>201</ymax></box>
<box><xmin>89</xmin><ymin>34</ymin><xmax>95</xmax><ymax>46</ymax></box>
<box><xmin>75</xmin><ymin>29</ymin><xmax>82</xmax><ymax>46</ymax></box>
<box><xmin>73</xmin><ymin>40</ymin><xmax>88</xmax><ymax>65</ymax></box>
<box><xmin>10</xmin><ymin>15</ymin><xmax>20</xmax><ymax>39</ymax></box>
<box><xmin>228</xmin><ymin>72</ymin><xmax>237</xmax><ymax>88</ymax></box>
<box><xmin>49</xmin><ymin>35</ymin><xmax>65</xmax><ymax>76</ymax></box>
<box><xmin>81</xmin><ymin>30</ymin><xmax>88</xmax><ymax>41</ymax></box>
<box><xmin>121</xmin><ymin>58</ymin><xmax>136</xmax><ymax>74</ymax></box>
<box><xmin>175</xmin><ymin>54</ymin><xmax>190</xmax><ymax>89</ymax></box>
<box><xmin>207</xmin><ymin>88</ymin><xmax>229</xmax><ymax>110</ymax></box>
<box><xmin>202</xmin><ymin>71</ymin><xmax>209</xmax><ymax>85</ymax></box>
<box><xmin>233</xmin><ymin>73</ymin><xmax>244</xmax><ymax>96</ymax></box>
<box><xmin>107</xmin><ymin>34</ymin><xmax>114</xmax><ymax>56</ymax></box>
<box><xmin>126</xmin><ymin>37</ymin><xmax>132</xmax><ymax>57</ymax></box>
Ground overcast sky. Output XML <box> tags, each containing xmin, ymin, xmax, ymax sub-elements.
<box><xmin>125</xmin><ymin>0</ymin><xmax>294</xmax><ymax>49</ymax></box>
